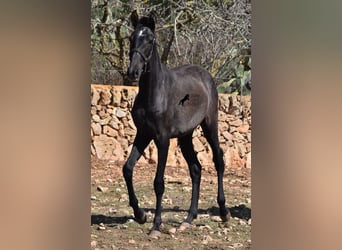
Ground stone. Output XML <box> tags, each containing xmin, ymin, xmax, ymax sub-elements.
<box><xmin>197</xmin><ymin>151</ymin><xmax>213</xmax><ymax>165</ymax></box>
<box><xmin>225</xmin><ymin>148</ymin><xmax>245</xmax><ymax>169</ymax></box>
<box><xmin>91</xmin><ymin>144</ymin><xmax>96</xmax><ymax>156</ymax></box>
<box><xmin>148</xmin><ymin>142</ymin><xmax>158</xmax><ymax>164</ymax></box>
<box><xmin>99</xmin><ymin>89</ymin><xmax>111</xmax><ymax>105</ymax></box>
<box><xmin>222</xmin><ymin>131</ymin><xmax>233</xmax><ymax>141</ymax></box>
<box><xmin>246</xmin><ymin>152</ymin><xmax>251</xmax><ymax>169</ymax></box>
<box><xmin>246</xmin><ymin>142</ymin><xmax>251</xmax><ymax>153</ymax></box>
<box><xmin>237</xmin><ymin>142</ymin><xmax>247</xmax><ymax>157</ymax></box>
<box><xmin>114</xmin><ymin>108</ymin><xmax>126</xmax><ymax>119</ymax></box>
<box><xmin>108</xmin><ymin>117</ymin><xmax>120</xmax><ymax>130</ymax></box>
<box><xmin>91</xmin><ymin>106</ymin><xmax>97</xmax><ymax>115</ymax></box>
<box><xmin>91</xmin><ymin>122</ymin><xmax>102</xmax><ymax>136</ymax></box>
<box><xmin>218</xmin><ymin>111</ymin><xmax>226</xmax><ymax>122</ymax></box>
<box><xmin>128</xmin><ymin>119</ymin><xmax>136</xmax><ymax>130</ymax></box>
<box><xmin>120</xmin><ymin>100</ymin><xmax>128</xmax><ymax>108</ymax></box>
<box><xmin>236</xmin><ymin>123</ymin><xmax>249</xmax><ymax>133</ymax></box>
<box><xmin>247</xmin><ymin>132</ymin><xmax>251</xmax><ymax>142</ymax></box>
<box><xmin>167</xmin><ymin>139</ymin><xmax>178</xmax><ymax>166</ymax></box>
<box><xmin>103</xmin><ymin>125</ymin><xmax>118</xmax><ymax>137</ymax></box>
<box><xmin>112</xmin><ymin>141</ymin><xmax>125</xmax><ymax>162</ymax></box>
<box><xmin>91</xmin><ymin>240</ymin><xmax>97</xmax><ymax>247</ymax></box>
<box><xmin>228</xmin><ymin>95</ymin><xmax>240</xmax><ymax>115</ymax></box>
<box><xmin>91</xmin><ymin>86</ymin><xmax>100</xmax><ymax>105</ymax></box>
<box><xmin>193</xmin><ymin>136</ymin><xmax>205</xmax><ymax>152</ymax></box>
<box><xmin>229</xmin><ymin>119</ymin><xmax>243</xmax><ymax>127</ymax></box>
<box><xmin>93</xmin><ymin>135</ymin><xmax>115</xmax><ymax>160</ymax></box>
<box><xmin>111</xmin><ymin>88</ymin><xmax>121</xmax><ymax>106</ymax></box>
<box><xmin>92</xmin><ymin>114</ymin><xmax>100</xmax><ymax>123</ymax></box>
<box><xmin>97</xmin><ymin>186</ymin><xmax>109</xmax><ymax>192</ymax></box>
<box><xmin>99</xmin><ymin>116</ymin><xmax>111</xmax><ymax>126</ymax></box>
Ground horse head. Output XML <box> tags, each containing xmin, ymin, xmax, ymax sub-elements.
<box><xmin>127</xmin><ymin>11</ymin><xmax>156</xmax><ymax>81</ymax></box>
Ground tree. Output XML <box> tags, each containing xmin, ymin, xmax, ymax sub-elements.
<box><xmin>91</xmin><ymin>0</ymin><xmax>251</xmax><ymax>95</ymax></box>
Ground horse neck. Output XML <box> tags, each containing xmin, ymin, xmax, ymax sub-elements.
<box><xmin>139</xmin><ymin>46</ymin><xmax>168</xmax><ymax>110</ymax></box>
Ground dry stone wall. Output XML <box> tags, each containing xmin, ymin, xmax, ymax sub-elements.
<box><xmin>91</xmin><ymin>84</ymin><xmax>251</xmax><ymax>169</ymax></box>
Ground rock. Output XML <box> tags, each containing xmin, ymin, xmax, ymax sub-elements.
<box><xmin>247</xmin><ymin>132</ymin><xmax>251</xmax><ymax>142</ymax></box>
<box><xmin>148</xmin><ymin>142</ymin><xmax>158</xmax><ymax>164</ymax></box>
<box><xmin>199</xmin><ymin>225</ymin><xmax>212</xmax><ymax>231</ymax></box>
<box><xmin>218</xmin><ymin>111</ymin><xmax>226</xmax><ymax>122</ymax></box>
<box><xmin>236</xmin><ymin>123</ymin><xmax>249</xmax><ymax>133</ymax></box>
<box><xmin>119</xmin><ymin>193</ymin><xmax>128</xmax><ymax>202</ymax></box>
<box><xmin>109</xmin><ymin>208</ymin><xmax>117</xmax><ymax>214</ymax></box>
<box><xmin>225</xmin><ymin>148</ymin><xmax>245</xmax><ymax>168</ymax></box>
<box><xmin>91</xmin><ymin>86</ymin><xmax>100</xmax><ymax>105</ymax></box>
<box><xmin>93</xmin><ymin>135</ymin><xmax>115</xmax><ymax>159</ymax></box>
<box><xmin>128</xmin><ymin>239</ymin><xmax>136</xmax><ymax>244</ymax></box>
<box><xmin>237</xmin><ymin>143</ymin><xmax>246</xmax><ymax>157</ymax></box>
<box><xmin>98</xmin><ymin>223</ymin><xmax>105</xmax><ymax>230</ymax></box>
<box><xmin>108</xmin><ymin>117</ymin><xmax>120</xmax><ymax>130</ymax></box>
<box><xmin>91</xmin><ymin>144</ymin><xmax>96</xmax><ymax>156</ymax></box>
<box><xmin>91</xmin><ymin>122</ymin><xmax>102</xmax><ymax>136</ymax></box>
<box><xmin>112</xmin><ymin>141</ymin><xmax>124</xmax><ymax>162</ymax></box>
<box><xmin>229</xmin><ymin>119</ymin><xmax>243</xmax><ymax>127</ymax></box>
<box><xmin>202</xmin><ymin>235</ymin><xmax>213</xmax><ymax>245</ymax></box>
<box><xmin>124</xmin><ymin>127</ymin><xmax>136</xmax><ymax>136</ymax></box>
<box><xmin>99</xmin><ymin>116</ymin><xmax>111</xmax><ymax>126</ymax></box>
<box><xmin>128</xmin><ymin>119</ymin><xmax>136</xmax><ymax>130</ymax></box>
<box><xmin>228</xmin><ymin>95</ymin><xmax>240</xmax><ymax>115</ymax></box>
<box><xmin>114</xmin><ymin>108</ymin><xmax>126</xmax><ymax>119</ymax></box>
<box><xmin>91</xmin><ymin>240</ymin><xmax>97</xmax><ymax>247</ymax></box>
<box><xmin>178</xmin><ymin>222</ymin><xmax>191</xmax><ymax>232</ymax></box>
<box><xmin>197</xmin><ymin>151</ymin><xmax>213</xmax><ymax>165</ymax></box>
<box><xmin>211</xmin><ymin>216</ymin><xmax>223</xmax><ymax>222</ymax></box>
<box><xmin>97</xmin><ymin>186</ymin><xmax>108</xmax><ymax>192</ymax></box>
<box><xmin>193</xmin><ymin>136</ymin><xmax>205</xmax><ymax>152</ymax></box>
<box><xmin>111</xmin><ymin>88</ymin><xmax>122</xmax><ymax>106</ymax></box>
<box><xmin>246</xmin><ymin>152</ymin><xmax>251</xmax><ymax>169</ymax></box>
<box><xmin>92</xmin><ymin>114</ymin><xmax>100</xmax><ymax>123</ymax></box>
<box><xmin>239</xmin><ymin>219</ymin><xmax>247</xmax><ymax>225</ymax></box>
<box><xmin>103</xmin><ymin>125</ymin><xmax>118</xmax><ymax>137</ymax></box>
<box><xmin>99</xmin><ymin>89</ymin><xmax>111</xmax><ymax>105</ymax></box>
<box><xmin>168</xmin><ymin>227</ymin><xmax>177</xmax><ymax>234</ymax></box>
<box><xmin>222</xmin><ymin>131</ymin><xmax>233</xmax><ymax>141</ymax></box>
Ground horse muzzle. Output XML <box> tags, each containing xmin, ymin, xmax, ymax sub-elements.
<box><xmin>127</xmin><ymin>66</ymin><xmax>142</xmax><ymax>81</ymax></box>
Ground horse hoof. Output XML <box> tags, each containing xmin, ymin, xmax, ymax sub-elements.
<box><xmin>178</xmin><ymin>222</ymin><xmax>191</xmax><ymax>232</ymax></box>
<box><xmin>220</xmin><ymin>210</ymin><xmax>231</xmax><ymax>222</ymax></box>
<box><xmin>135</xmin><ymin>211</ymin><xmax>147</xmax><ymax>224</ymax></box>
<box><xmin>149</xmin><ymin>230</ymin><xmax>161</xmax><ymax>239</ymax></box>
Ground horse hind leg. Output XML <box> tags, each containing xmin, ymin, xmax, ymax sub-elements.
<box><xmin>178</xmin><ymin>132</ymin><xmax>202</xmax><ymax>228</ymax></box>
<box><xmin>201</xmin><ymin>118</ymin><xmax>230</xmax><ymax>222</ymax></box>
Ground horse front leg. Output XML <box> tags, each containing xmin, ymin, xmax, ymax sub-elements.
<box><xmin>149</xmin><ymin>137</ymin><xmax>169</xmax><ymax>238</ymax></box>
<box><xmin>123</xmin><ymin>133</ymin><xmax>151</xmax><ymax>224</ymax></box>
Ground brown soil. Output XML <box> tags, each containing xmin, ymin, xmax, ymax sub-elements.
<box><xmin>91</xmin><ymin>157</ymin><xmax>251</xmax><ymax>249</ymax></box>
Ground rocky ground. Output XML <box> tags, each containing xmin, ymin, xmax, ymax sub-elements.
<box><xmin>91</xmin><ymin>157</ymin><xmax>251</xmax><ymax>249</ymax></box>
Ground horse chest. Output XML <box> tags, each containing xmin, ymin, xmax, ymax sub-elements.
<box><xmin>131</xmin><ymin>105</ymin><xmax>166</xmax><ymax>133</ymax></box>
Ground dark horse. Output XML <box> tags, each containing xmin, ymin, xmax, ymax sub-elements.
<box><xmin>123</xmin><ymin>11</ymin><xmax>230</xmax><ymax>238</ymax></box>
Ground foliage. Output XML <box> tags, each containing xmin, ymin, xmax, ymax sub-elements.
<box><xmin>91</xmin><ymin>0</ymin><xmax>251</xmax><ymax>95</ymax></box>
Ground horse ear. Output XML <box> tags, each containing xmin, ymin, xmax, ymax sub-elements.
<box><xmin>147</xmin><ymin>11</ymin><xmax>156</xmax><ymax>32</ymax></box>
<box><xmin>130</xmin><ymin>10</ymin><xmax>139</xmax><ymax>28</ymax></box>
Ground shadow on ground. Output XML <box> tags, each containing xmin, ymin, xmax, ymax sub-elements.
<box><xmin>91</xmin><ymin>204</ymin><xmax>251</xmax><ymax>226</ymax></box>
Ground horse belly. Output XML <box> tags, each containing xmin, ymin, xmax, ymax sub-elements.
<box><xmin>170</xmin><ymin>103</ymin><xmax>207</xmax><ymax>137</ymax></box>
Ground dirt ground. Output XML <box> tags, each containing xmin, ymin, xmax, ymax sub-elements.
<box><xmin>91</xmin><ymin>157</ymin><xmax>251</xmax><ymax>249</ymax></box>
